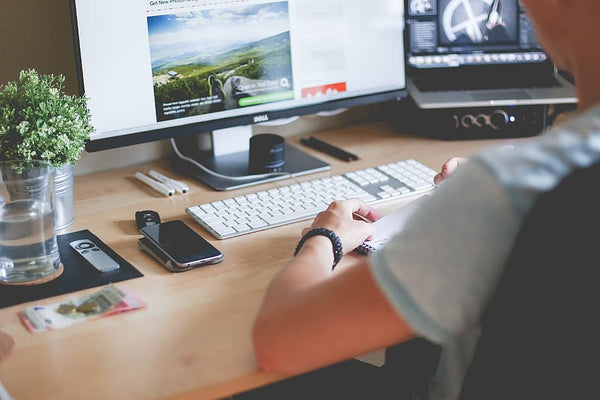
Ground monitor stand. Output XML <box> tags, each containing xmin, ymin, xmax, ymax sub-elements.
<box><xmin>171</xmin><ymin>126</ymin><xmax>330</xmax><ymax>191</ymax></box>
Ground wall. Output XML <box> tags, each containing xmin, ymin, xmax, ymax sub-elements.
<box><xmin>0</xmin><ymin>0</ymin><xmax>381</xmax><ymax>176</ymax></box>
<box><xmin>0</xmin><ymin>0</ymin><xmax>77</xmax><ymax>85</ymax></box>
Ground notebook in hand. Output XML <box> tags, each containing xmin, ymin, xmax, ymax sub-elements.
<box><xmin>356</xmin><ymin>195</ymin><xmax>430</xmax><ymax>255</ymax></box>
<box><xmin>404</xmin><ymin>0</ymin><xmax>577</xmax><ymax>109</ymax></box>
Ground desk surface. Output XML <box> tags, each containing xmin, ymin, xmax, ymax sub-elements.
<box><xmin>0</xmin><ymin>122</ymin><xmax>521</xmax><ymax>399</ymax></box>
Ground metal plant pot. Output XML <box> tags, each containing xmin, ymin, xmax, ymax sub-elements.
<box><xmin>54</xmin><ymin>163</ymin><xmax>74</xmax><ymax>230</ymax></box>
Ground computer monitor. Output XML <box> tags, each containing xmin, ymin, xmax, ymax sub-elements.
<box><xmin>403</xmin><ymin>0</ymin><xmax>576</xmax><ymax>109</ymax></box>
<box><xmin>405</xmin><ymin>0</ymin><xmax>542</xmax><ymax>69</ymax></box>
<box><xmin>70</xmin><ymin>0</ymin><xmax>407</xmax><ymax>190</ymax></box>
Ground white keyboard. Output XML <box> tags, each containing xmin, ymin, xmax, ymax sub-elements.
<box><xmin>186</xmin><ymin>159</ymin><xmax>437</xmax><ymax>239</ymax></box>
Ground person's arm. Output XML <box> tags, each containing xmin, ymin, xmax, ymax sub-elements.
<box><xmin>252</xmin><ymin>200</ymin><xmax>417</xmax><ymax>374</ymax></box>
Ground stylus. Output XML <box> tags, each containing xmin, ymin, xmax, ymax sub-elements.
<box><xmin>135</xmin><ymin>171</ymin><xmax>175</xmax><ymax>197</ymax></box>
<box><xmin>300</xmin><ymin>136</ymin><xmax>359</xmax><ymax>161</ymax></box>
<box><xmin>149</xmin><ymin>170</ymin><xmax>189</xmax><ymax>194</ymax></box>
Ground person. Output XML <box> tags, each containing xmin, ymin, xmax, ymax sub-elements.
<box><xmin>483</xmin><ymin>0</ymin><xmax>510</xmax><ymax>42</ymax></box>
<box><xmin>249</xmin><ymin>1</ymin><xmax>600</xmax><ymax>399</ymax></box>
<box><xmin>208</xmin><ymin>74</ymin><xmax>225</xmax><ymax>112</ymax></box>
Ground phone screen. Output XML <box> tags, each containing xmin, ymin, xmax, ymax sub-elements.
<box><xmin>140</xmin><ymin>220</ymin><xmax>222</xmax><ymax>264</ymax></box>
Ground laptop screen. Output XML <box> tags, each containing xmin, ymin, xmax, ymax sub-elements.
<box><xmin>405</xmin><ymin>0</ymin><xmax>548</xmax><ymax>71</ymax></box>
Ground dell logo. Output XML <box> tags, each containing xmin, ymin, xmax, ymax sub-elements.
<box><xmin>253</xmin><ymin>114</ymin><xmax>269</xmax><ymax>123</ymax></box>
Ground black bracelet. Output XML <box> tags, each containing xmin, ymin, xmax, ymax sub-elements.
<box><xmin>294</xmin><ymin>227</ymin><xmax>343</xmax><ymax>270</ymax></box>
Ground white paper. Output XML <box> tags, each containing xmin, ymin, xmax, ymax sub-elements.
<box><xmin>0</xmin><ymin>381</ymin><xmax>13</xmax><ymax>400</ymax></box>
<box><xmin>356</xmin><ymin>194</ymin><xmax>430</xmax><ymax>255</ymax></box>
<box><xmin>354</xmin><ymin>349</ymin><xmax>387</xmax><ymax>367</ymax></box>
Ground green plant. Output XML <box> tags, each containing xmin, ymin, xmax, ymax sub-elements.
<box><xmin>0</xmin><ymin>69</ymin><xmax>94</xmax><ymax>167</ymax></box>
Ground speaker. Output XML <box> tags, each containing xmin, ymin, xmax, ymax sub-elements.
<box><xmin>387</xmin><ymin>97</ymin><xmax>549</xmax><ymax>140</ymax></box>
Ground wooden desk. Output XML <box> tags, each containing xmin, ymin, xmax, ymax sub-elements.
<box><xmin>0</xmin><ymin>122</ymin><xmax>521</xmax><ymax>399</ymax></box>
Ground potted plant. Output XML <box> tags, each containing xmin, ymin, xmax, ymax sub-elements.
<box><xmin>0</xmin><ymin>69</ymin><xmax>94</xmax><ymax>229</ymax></box>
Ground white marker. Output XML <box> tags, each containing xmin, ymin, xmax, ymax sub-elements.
<box><xmin>134</xmin><ymin>171</ymin><xmax>174</xmax><ymax>197</ymax></box>
<box><xmin>149</xmin><ymin>170</ymin><xmax>189</xmax><ymax>194</ymax></box>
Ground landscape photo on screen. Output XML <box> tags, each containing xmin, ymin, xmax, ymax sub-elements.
<box><xmin>147</xmin><ymin>2</ymin><xmax>294</xmax><ymax>122</ymax></box>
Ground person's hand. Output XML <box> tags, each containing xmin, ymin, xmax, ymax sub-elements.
<box><xmin>433</xmin><ymin>157</ymin><xmax>468</xmax><ymax>185</ymax></box>
<box><xmin>303</xmin><ymin>199</ymin><xmax>381</xmax><ymax>254</ymax></box>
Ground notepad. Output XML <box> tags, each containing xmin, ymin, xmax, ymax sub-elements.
<box><xmin>355</xmin><ymin>195</ymin><xmax>430</xmax><ymax>255</ymax></box>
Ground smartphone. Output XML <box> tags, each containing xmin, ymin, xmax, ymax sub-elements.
<box><xmin>139</xmin><ymin>220</ymin><xmax>224</xmax><ymax>271</ymax></box>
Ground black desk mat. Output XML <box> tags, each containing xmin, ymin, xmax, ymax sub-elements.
<box><xmin>0</xmin><ymin>230</ymin><xmax>143</xmax><ymax>309</ymax></box>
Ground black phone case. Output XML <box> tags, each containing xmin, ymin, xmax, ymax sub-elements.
<box><xmin>137</xmin><ymin>237</ymin><xmax>192</xmax><ymax>272</ymax></box>
<box><xmin>138</xmin><ymin>220</ymin><xmax>224</xmax><ymax>272</ymax></box>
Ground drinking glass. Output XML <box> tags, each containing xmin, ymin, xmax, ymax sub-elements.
<box><xmin>0</xmin><ymin>160</ymin><xmax>62</xmax><ymax>284</ymax></box>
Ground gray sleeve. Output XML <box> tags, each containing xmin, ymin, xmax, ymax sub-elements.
<box><xmin>369</xmin><ymin>160</ymin><xmax>521</xmax><ymax>343</ymax></box>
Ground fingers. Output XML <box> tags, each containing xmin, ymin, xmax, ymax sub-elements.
<box><xmin>353</xmin><ymin>201</ymin><xmax>382</xmax><ymax>223</ymax></box>
<box><xmin>433</xmin><ymin>157</ymin><xmax>468</xmax><ymax>184</ymax></box>
<box><xmin>443</xmin><ymin>157</ymin><xmax>465</xmax><ymax>175</ymax></box>
<box><xmin>325</xmin><ymin>199</ymin><xmax>380</xmax><ymax>223</ymax></box>
<box><xmin>302</xmin><ymin>199</ymin><xmax>378</xmax><ymax>253</ymax></box>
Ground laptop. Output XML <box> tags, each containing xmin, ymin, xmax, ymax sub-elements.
<box><xmin>404</xmin><ymin>0</ymin><xmax>577</xmax><ymax>109</ymax></box>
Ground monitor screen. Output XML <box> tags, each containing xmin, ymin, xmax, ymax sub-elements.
<box><xmin>71</xmin><ymin>0</ymin><xmax>407</xmax><ymax>152</ymax></box>
<box><xmin>405</xmin><ymin>0</ymin><xmax>547</xmax><ymax>70</ymax></box>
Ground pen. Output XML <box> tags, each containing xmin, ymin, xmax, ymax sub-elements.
<box><xmin>149</xmin><ymin>170</ymin><xmax>189</xmax><ymax>194</ymax></box>
<box><xmin>300</xmin><ymin>136</ymin><xmax>359</xmax><ymax>161</ymax></box>
<box><xmin>135</xmin><ymin>171</ymin><xmax>174</xmax><ymax>197</ymax></box>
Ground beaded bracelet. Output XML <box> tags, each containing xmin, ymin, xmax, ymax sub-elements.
<box><xmin>294</xmin><ymin>227</ymin><xmax>343</xmax><ymax>270</ymax></box>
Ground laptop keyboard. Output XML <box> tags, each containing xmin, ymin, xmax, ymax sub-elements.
<box><xmin>414</xmin><ymin>74</ymin><xmax>561</xmax><ymax>92</ymax></box>
<box><xmin>186</xmin><ymin>159</ymin><xmax>437</xmax><ymax>239</ymax></box>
